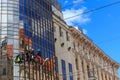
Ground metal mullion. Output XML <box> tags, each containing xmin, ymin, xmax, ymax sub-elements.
<box><xmin>47</xmin><ymin>15</ymin><xmax>50</xmax><ymax>80</ymax></box>
<box><xmin>39</xmin><ymin>11</ymin><xmax>42</xmax><ymax>80</ymax></box>
<box><xmin>28</xmin><ymin>37</ymin><xmax>30</xmax><ymax>80</ymax></box>
<box><xmin>45</xmin><ymin>13</ymin><xmax>48</xmax><ymax>80</ymax></box>
<box><xmin>36</xmin><ymin>63</ymin><xmax>37</xmax><ymax>80</ymax></box>
<box><xmin>33</xmin><ymin>17</ymin><xmax>36</xmax><ymax>80</ymax></box>
<box><xmin>32</xmin><ymin>61</ymin><xmax>34</xmax><ymax>80</ymax></box>
<box><xmin>23</xmin><ymin>36</ymin><xmax>26</xmax><ymax>80</ymax></box>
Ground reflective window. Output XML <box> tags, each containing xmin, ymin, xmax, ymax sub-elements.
<box><xmin>1</xmin><ymin>31</ymin><xmax>7</xmax><ymax>34</ymax></box>
<box><xmin>14</xmin><ymin>39</ymin><xmax>19</xmax><ymax>49</ymax></box>
<box><xmin>2</xmin><ymin>14</ymin><xmax>7</xmax><ymax>22</ymax></box>
<box><xmin>61</xmin><ymin>60</ymin><xmax>67</xmax><ymax>80</ymax></box>
<box><xmin>3</xmin><ymin>68</ymin><xmax>6</xmax><ymax>75</ymax></box>
<box><xmin>2</xmin><ymin>6</ymin><xmax>7</xmax><ymax>10</ymax></box>
<box><xmin>8</xmin><ymin>15</ymin><xmax>13</xmax><ymax>22</ymax></box>
<box><xmin>8</xmin><ymin>39</ymin><xmax>13</xmax><ymax>44</ymax></box>
<box><xmin>1</xmin><ymin>23</ymin><xmax>7</xmax><ymax>26</ymax></box>
<box><xmin>13</xmin><ymin>15</ymin><xmax>19</xmax><ymax>23</ymax></box>
<box><xmin>2</xmin><ymin>0</ymin><xmax>7</xmax><ymax>3</ymax></box>
<box><xmin>69</xmin><ymin>63</ymin><xmax>73</xmax><ymax>80</ymax></box>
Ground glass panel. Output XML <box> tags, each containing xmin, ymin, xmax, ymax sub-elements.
<box><xmin>1</xmin><ymin>23</ymin><xmax>7</xmax><ymax>27</ymax></box>
<box><xmin>8</xmin><ymin>14</ymin><xmax>13</xmax><ymax>22</ymax></box>
<box><xmin>1</xmin><ymin>35</ymin><xmax>7</xmax><ymax>39</ymax></box>
<box><xmin>2</xmin><ymin>6</ymin><xmax>7</xmax><ymax>10</ymax></box>
<box><xmin>8</xmin><ymin>35</ymin><xmax>13</xmax><ymax>39</ymax></box>
<box><xmin>0</xmin><ymin>5</ymin><xmax>1</xmax><ymax>10</ymax></box>
<box><xmin>14</xmin><ymin>31</ymin><xmax>18</xmax><ymax>35</ymax></box>
<box><xmin>0</xmin><ymin>14</ymin><xmax>1</xmax><ymax>22</ymax></box>
<box><xmin>61</xmin><ymin>60</ymin><xmax>67</xmax><ymax>80</ymax></box>
<box><xmin>13</xmin><ymin>65</ymin><xmax>19</xmax><ymax>78</ymax></box>
<box><xmin>8</xmin><ymin>0</ymin><xmax>14</xmax><ymax>4</ymax></box>
<box><xmin>13</xmin><ymin>36</ymin><xmax>19</xmax><ymax>39</ymax></box>
<box><xmin>2</xmin><ymin>0</ymin><xmax>7</xmax><ymax>3</ymax></box>
<box><xmin>8</xmin><ymin>7</ymin><xmax>13</xmax><ymax>11</ymax></box>
<box><xmin>3</xmin><ymin>68</ymin><xmax>6</xmax><ymax>75</ymax></box>
<box><xmin>14</xmin><ymin>49</ymin><xmax>19</xmax><ymax>54</ymax></box>
<box><xmin>14</xmin><ymin>39</ymin><xmax>19</xmax><ymax>49</ymax></box>
<box><xmin>8</xmin><ymin>39</ymin><xmax>13</xmax><ymax>44</ymax></box>
<box><xmin>1</xmin><ymin>10</ymin><xmax>7</xmax><ymax>13</ymax></box>
<box><xmin>8</xmin><ymin>31</ymin><xmax>13</xmax><ymax>35</ymax></box>
<box><xmin>1</xmin><ymin>27</ymin><xmax>7</xmax><ymax>30</ymax></box>
<box><xmin>69</xmin><ymin>63</ymin><xmax>73</xmax><ymax>80</ymax></box>
<box><xmin>2</xmin><ymin>3</ymin><xmax>7</xmax><ymax>7</ymax></box>
<box><xmin>1</xmin><ymin>30</ymin><xmax>7</xmax><ymax>34</ymax></box>
<box><xmin>14</xmin><ymin>15</ymin><xmax>19</xmax><ymax>23</ymax></box>
<box><xmin>8</xmin><ymin>27</ymin><xmax>13</xmax><ymax>31</ymax></box>
<box><xmin>2</xmin><ymin>14</ymin><xmax>7</xmax><ymax>22</ymax></box>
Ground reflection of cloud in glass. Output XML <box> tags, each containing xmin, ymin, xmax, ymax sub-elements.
<box><xmin>19</xmin><ymin>21</ymin><xmax>24</xmax><ymax>29</ymax></box>
<box><xmin>65</xmin><ymin>0</ymin><xmax>68</xmax><ymax>3</ymax></box>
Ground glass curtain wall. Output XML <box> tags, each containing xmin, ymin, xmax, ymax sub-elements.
<box><xmin>0</xmin><ymin>0</ymin><xmax>55</xmax><ymax>80</ymax></box>
<box><xmin>0</xmin><ymin>0</ymin><xmax>19</xmax><ymax>80</ymax></box>
<box><xmin>19</xmin><ymin>0</ymin><xmax>55</xmax><ymax>80</ymax></box>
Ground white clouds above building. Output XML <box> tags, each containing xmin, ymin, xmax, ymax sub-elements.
<box><xmin>62</xmin><ymin>7</ymin><xmax>90</xmax><ymax>26</ymax></box>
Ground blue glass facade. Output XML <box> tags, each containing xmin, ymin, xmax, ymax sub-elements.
<box><xmin>19</xmin><ymin>0</ymin><xmax>54</xmax><ymax>58</ymax></box>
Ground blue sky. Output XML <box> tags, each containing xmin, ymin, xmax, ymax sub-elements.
<box><xmin>58</xmin><ymin>0</ymin><xmax>120</xmax><ymax>77</ymax></box>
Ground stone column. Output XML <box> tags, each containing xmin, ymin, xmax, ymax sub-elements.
<box><xmin>83</xmin><ymin>59</ymin><xmax>88</xmax><ymax>80</ymax></box>
<box><xmin>106</xmin><ymin>72</ymin><xmax>110</xmax><ymax>80</ymax></box>
<box><xmin>102</xmin><ymin>71</ymin><xmax>106</xmax><ymax>80</ymax></box>
<box><xmin>109</xmin><ymin>75</ymin><xmax>113</xmax><ymax>80</ymax></box>
<box><xmin>93</xmin><ymin>66</ymin><xmax>98</xmax><ymax>80</ymax></box>
<box><xmin>78</xmin><ymin>57</ymin><xmax>84</xmax><ymax>80</ymax></box>
<box><xmin>97</xmin><ymin>67</ymin><xmax>102</xmax><ymax>80</ymax></box>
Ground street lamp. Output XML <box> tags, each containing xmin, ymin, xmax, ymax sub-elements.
<box><xmin>42</xmin><ymin>58</ymin><xmax>49</xmax><ymax>65</ymax></box>
<box><xmin>40</xmin><ymin>58</ymin><xmax>49</xmax><ymax>80</ymax></box>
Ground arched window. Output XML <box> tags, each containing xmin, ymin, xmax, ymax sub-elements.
<box><xmin>75</xmin><ymin>58</ymin><xmax>79</xmax><ymax>70</ymax></box>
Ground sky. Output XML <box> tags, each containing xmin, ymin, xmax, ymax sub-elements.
<box><xmin>58</xmin><ymin>0</ymin><xmax>120</xmax><ymax>77</ymax></box>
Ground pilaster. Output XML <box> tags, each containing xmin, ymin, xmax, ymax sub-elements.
<box><xmin>83</xmin><ymin>59</ymin><xmax>88</xmax><ymax>80</ymax></box>
<box><xmin>102</xmin><ymin>71</ymin><xmax>106</xmax><ymax>80</ymax></box>
<box><xmin>78</xmin><ymin>57</ymin><xmax>84</xmax><ymax>80</ymax></box>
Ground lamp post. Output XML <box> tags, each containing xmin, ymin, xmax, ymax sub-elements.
<box><xmin>40</xmin><ymin>58</ymin><xmax>49</xmax><ymax>80</ymax></box>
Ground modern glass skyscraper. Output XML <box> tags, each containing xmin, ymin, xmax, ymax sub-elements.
<box><xmin>0</xmin><ymin>0</ymin><xmax>55</xmax><ymax>80</ymax></box>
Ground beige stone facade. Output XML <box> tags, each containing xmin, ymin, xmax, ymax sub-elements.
<box><xmin>52</xmin><ymin>5</ymin><xmax>119</xmax><ymax>80</ymax></box>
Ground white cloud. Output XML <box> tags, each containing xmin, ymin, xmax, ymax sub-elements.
<box><xmin>65</xmin><ymin>0</ymin><xmax>68</xmax><ymax>4</ymax></box>
<box><xmin>62</xmin><ymin>7</ymin><xmax>90</xmax><ymax>26</ymax></box>
<box><xmin>73</xmin><ymin>0</ymin><xmax>84</xmax><ymax>4</ymax></box>
<box><xmin>82</xmin><ymin>29</ymin><xmax>87</xmax><ymax>34</ymax></box>
<box><xmin>74</xmin><ymin>26</ymin><xmax>87</xmax><ymax>34</ymax></box>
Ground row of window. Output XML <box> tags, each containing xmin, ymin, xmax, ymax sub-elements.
<box><xmin>54</xmin><ymin>26</ymin><xmax>70</xmax><ymax>42</ymax></box>
<box><xmin>61</xmin><ymin>60</ymin><xmax>73</xmax><ymax>80</ymax></box>
<box><xmin>59</xmin><ymin>27</ymin><xmax>70</xmax><ymax>41</ymax></box>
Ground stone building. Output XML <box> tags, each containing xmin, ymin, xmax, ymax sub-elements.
<box><xmin>0</xmin><ymin>0</ymin><xmax>119</xmax><ymax>80</ymax></box>
<box><xmin>52</xmin><ymin>2</ymin><xmax>120</xmax><ymax>80</ymax></box>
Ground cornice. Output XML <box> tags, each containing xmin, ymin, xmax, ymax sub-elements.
<box><xmin>69</xmin><ymin>27</ymin><xmax>120</xmax><ymax>68</ymax></box>
<box><xmin>52</xmin><ymin>15</ymin><xmax>71</xmax><ymax>33</ymax></box>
